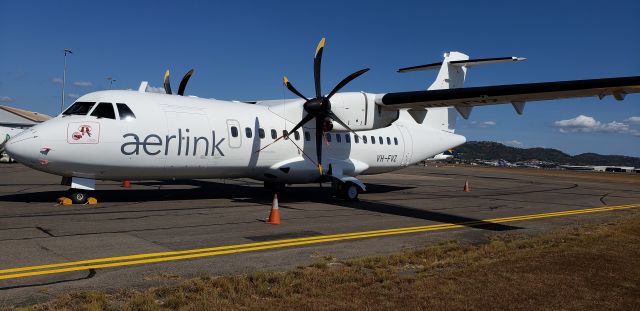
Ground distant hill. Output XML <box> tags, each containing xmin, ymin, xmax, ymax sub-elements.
<box><xmin>455</xmin><ymin>141</ymin><xmax>640</xmax><ymax>167</ymax></box>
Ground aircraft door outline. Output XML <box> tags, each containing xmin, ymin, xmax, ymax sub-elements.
<box><xmin>226</xmin><ymin>119</ymin><xmax>242</xmax><ymax>148</ymax></box>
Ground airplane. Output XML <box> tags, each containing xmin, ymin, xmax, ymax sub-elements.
<box><xmin>1</xmin><ymin>106</ymin><xmax>51</xmax><ymax>160</ymax></box>
<box><xmin>4</xmin><ymin>38</ymin><xmax>640</xmax><ymax>204</ymax></box>
<box><xmin>426</xmin><ymin>149</ymin><xmax>454</xmax><ymax>161</ymax></box>
<box><xmin>0</xmin><ymin>126</ymin><xmax>21</xmax><ymax>152</ymax></box>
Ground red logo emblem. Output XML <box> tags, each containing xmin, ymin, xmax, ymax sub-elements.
<box><xmin>79</xmin><ymin>125</ymin><xmax>92</xmax><ymax>137</ymax></box>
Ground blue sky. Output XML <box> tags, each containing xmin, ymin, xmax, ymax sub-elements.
<box><xmin>1</xmin><ymin>0</ymin><xmax>639</xmax><ymax>156</ymax></box>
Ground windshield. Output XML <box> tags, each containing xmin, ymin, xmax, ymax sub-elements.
<box><xmin>62</xmin><ymin>102</ymin><xmax>96</xmax><ymax>116</ymax></box>
<box><xmin>90</xmin><ymin>102</ymin><xmax>116</xmax><ymax>119</ymax></box>
<box><xmin>116</xmin><ymin>103</ymin><xmax>136</xmax><ymax>120</ymax></box>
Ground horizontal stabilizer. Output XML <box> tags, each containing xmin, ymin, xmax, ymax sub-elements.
<box><xmin>398</xmin><ymin>56</ymin><xmax>525</xmax><ymax>73</ymax></box>
<box><xmin>449</xmin><ymin>56</ymin><xmax>526</xmax><ymax>67</ymax></box>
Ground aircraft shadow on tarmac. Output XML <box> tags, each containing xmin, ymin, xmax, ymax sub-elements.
<box><xmin>0</xmin><ymin>179</ymin><xmax>519</xmax><ymax>231</ymax></box>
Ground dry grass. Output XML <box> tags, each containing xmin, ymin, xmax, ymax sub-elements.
<box><xmin>7</xmin><ymin>214</ymin><xmax>640</xmax><ymax>311</ymax></box>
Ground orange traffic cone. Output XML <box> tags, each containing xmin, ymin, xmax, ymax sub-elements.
<box><xmin>122</xmin><ymin>180</ymin><xmax>131</xmax><ymax>188</ymax></box>
<box><xmin>266</xmin><ymin>193</ymin><xmax>281</xmax><ymax>225</ymax></box>
<box><xmin>463</xmin><ymin>179</ymin><xmax>470</xmax><ymax>192</ymax></box>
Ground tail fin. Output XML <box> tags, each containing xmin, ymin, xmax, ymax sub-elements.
<box><xmin>400</xmin><ymin>52</ymin><xmax>468</xmax><ymax>132</ymax></box>
<box><xmin>398</xmin><ymin>52</ymin><xmax>526</xmax><ymax>130</ymax></box>
<box><xmin>428</xmin><ymin>52</ymin><xmax>470</xmax><ymax>90</ymax></box>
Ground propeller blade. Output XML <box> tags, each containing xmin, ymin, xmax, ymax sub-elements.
<box><xmin>313</xmin><ymin>38</ymin><xmax>325</xmax><ymax>98</ymax></box>
<box><xmin>287</xmin><ymin>113</ymin><xmax>314</xmax><ymax>139</ymax></box>
<box><xmin>163</xmin><ymin>70</ymin><xmax>172</xmax><ymax>94</ymax></box>
<box><xmin>327</xmin><ymin>110</ymin><xmax>359</xmax><ymax>137</ymax></box>
<box><xmin>315</xmin><ymin>117</ymin><xmax>324</xmax><ymax>175</ymax></box>
<box><xmin>283</xmin><ymin>76</ymin><xmax>308</xmax><ymax>101</ymax></box>
<box><xmin>326</xmin><ymin>68</ymin><xmax>369</xmax><ymax>99</ymax></box>
<box><xmin>177</xmin><ymin>69</ymin><xmax>194</xmax><ymax>96</ymax></box>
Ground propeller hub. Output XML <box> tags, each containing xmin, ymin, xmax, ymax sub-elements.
<box><xmin>303</xmin><ymin>97</ymin><xmax>330</xmax><ymax>115</ymax></box>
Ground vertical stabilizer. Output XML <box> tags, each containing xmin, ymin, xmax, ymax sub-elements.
<box><xmin>428</xmin><ymin>51</ymin><xmax>469</xmax><ymax>90</ymax></box>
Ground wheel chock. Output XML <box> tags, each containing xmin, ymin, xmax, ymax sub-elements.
<box><xmin>57</xmin><ymin>197</ymin><xmax>72</xmax><ymax>205</ymax></box>
<box><xmin>87</xmin><ymin>197</ymin><xmax>98</xmax><ymax>205</ymax></box>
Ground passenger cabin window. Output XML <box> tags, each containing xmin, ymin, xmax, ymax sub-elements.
<box><xmin>345</xmin><ymin>134</ymin><xmax>351</xmax><ymax>143</ymax></box>
<box><xmin>354</xmin><ymin>135</ymin><xmax>359</xmax><ymax>144</ymax></box>
<box><xmin>116</xmin><ymin>103</ymin><xmax>136</xmax><ymax>121</ymax></box>
<box><xmin>258</xmin><ymin>128</ymin><xmax>265</xmax><ymax>139</ymax></box>
<box><xmin>271</xmin><ymin>129</ymin><xmax>277</xmax><ymax>139</ymax></box>
<box><xmin>336</xmin><ymin>134</ymin><xmax>342</xmax><ymax>143</ymax></box>
<box><xmin>293</xmin><ymin>131</ymin><xmax>300</xmax><ymax>140</ymax></box>
<box><xmin>363</xmin><ymin>136</ymin><xmax>367</xmax><ymax>144</ymax></box>
<box><xmin>90</xmin><ymin>102</ymin><xmax>116</xmax><ymax>119</ymax></box>
<box><xmin>283</xmin><ymin>130</ymin><xmax>288</xmax><ymax>138</ymax></box>
<box><xmin>63</xmin><ymin>102</ymin><xmax>95</xmax><ymax>116</ymax></box>
<box><xmin>370</xmin><ymin>135</ymin><xmax>375</xmax><ymax>144</ymax></box>
<box><xmin>386</xmin><ymin>137</ymin><xmax>391</xmax><ymax>145</ymax></box>
<box><xmin>245</xmin><ymin>127</ymin><xmax>252</xmax><ymax>138</ymax></box>
<box><xmin>231</xmin><ymin>126</ymin><xmax>238</xmax><ymax>137</ymax></box>
<box><xmin>326</xmin><ymin>133</ymin><xmax>331</xmax><ymax>142</ymax></box>
<box><xmin>394</xmin><ymin>137</ymin><xmax>398</xmax><ymax>145</ymax></box>
<box><xmin>379</xmin><ymin>136</ymin><xmax>383</xmax><ymax>144</ymax></box>
<box><xmin>304</xmin><ymin>131</ymin><xmax>310</xmax><ymax>141</ymax></box>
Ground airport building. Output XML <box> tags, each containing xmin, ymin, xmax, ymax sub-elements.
<box><xmin>0</xmin><ymin>105</ymin><xmax>51</xmax><ymax>127</ymax></box>
<box><xmin>1</xmin><ymin>105</ymin><xmax>51</xmax><ymax>162</ymax></box>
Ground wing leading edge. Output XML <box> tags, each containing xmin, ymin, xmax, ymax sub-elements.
<box><xmin>375</xmin><ymin>76</ymin><xmax>640</xmax><ymax>118</ymax></box>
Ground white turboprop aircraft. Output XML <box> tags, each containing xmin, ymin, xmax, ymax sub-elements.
<box><xmin>0</xmin><ymin>126</ymin><xmax>22</xmax><ymax>153</ymax></box>
<box><xmin>5</xmin><ymin>39</ymin><xmax>640</xmax><ymax>204</ymax></box>
<box><xmin>426</xmin><ymin>150</ymin><xmax>454</xmax><ymax>161</ymax></box>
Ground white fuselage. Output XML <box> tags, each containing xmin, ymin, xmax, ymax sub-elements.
<box><xmin>6</xmin><ymin>90</ymin><xmax>465</xmax><ymax>184</ymax></box>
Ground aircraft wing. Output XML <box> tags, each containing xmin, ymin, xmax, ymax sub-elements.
<box><xmin>374</xmin><ymin>76</ymin><xmax>640</xmax><ymax>118</ymax></box>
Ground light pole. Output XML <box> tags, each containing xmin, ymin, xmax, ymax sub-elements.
<box><xmin>60</xmin><ymin>48</ymin><xmax>73</xmax><ymax>113</ymax></box>
<box><xmin>107</xmin><ymin>77</ymin><xmax>116</xmax><ymax>89</ymax></box>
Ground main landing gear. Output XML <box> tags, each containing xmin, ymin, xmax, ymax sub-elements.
<box><xmin>332</xmin><ymin>181</ymin><xmax>360</xmax><ymax>201</ymax></box>
<box><xmin>264</xmin><ymin>179</ymin><xmax>362</xmax><ymax>201</ymax></box>
<box><xmin>59</xmin><ymin>177</ymin><xmax>98</xmax><ymax>205</ymax></box>
<box><xmin>338</xmin><ymin>182</ymin><xmax>360</xmax><ymax>201</ymax></box>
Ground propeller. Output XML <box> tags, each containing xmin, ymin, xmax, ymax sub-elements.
<box><xmin>163</xmin><ymin>69</ymin><xmax>195</xmax><ymax>96</ymax></box>
<box><xmin>283</xmin><ymin>38</ymin><xmax>369</xmax><ymax>175</ymax></box>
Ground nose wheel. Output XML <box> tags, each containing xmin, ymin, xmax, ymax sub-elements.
<box><xmin>66</xmin><ymin>189</ymin><xmax>88</xmax><ymax>204</ymax></box>
<box><xmin>58</xmin><ymin>188</ymin><xmax>97</xmax><ymax>205</ymax></box>
<box><xmin>58</xmin><ymin>177</ymin><xmax>98</xmax><ymax>205</ymax></box>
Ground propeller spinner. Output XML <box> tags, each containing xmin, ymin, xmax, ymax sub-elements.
<box><xmin>283</xmin><ymin>38</ymin><xmax>369</xmax><ymax>175</ymax></box>
<box><xmin>163</xmin><ymin>69</ymin><xmax>195</xmax><ymax>96</ymax></box>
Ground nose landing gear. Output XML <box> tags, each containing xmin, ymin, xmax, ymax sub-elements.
<box><xmin>67</xmin><ymin>189</ymin><xmax>88</xmax><ymax>204</ymax></box>
<box><xmin>58</xmin><ymin>177</ymin><xmax>98</xmax><ymax>205</ymax></box>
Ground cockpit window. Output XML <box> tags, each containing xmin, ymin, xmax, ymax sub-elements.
<box><xmin>90</xmin><ymin>102</ymin><xmax>116</xmax><ymax>119</ymax></box>
<box><xmin>62</xmin><ymin>102</ymin><xmax>95</xmax><ymax>115</ymax></box>
<box><xmin>116</xmin><ymin>103</ymin><xmax>136</xmax><ymax>121</ymax></box>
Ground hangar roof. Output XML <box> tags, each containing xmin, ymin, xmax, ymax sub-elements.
<box><xmin>0</xmin><ymin>105</ymin><xmax>51</xmax><ymax>126</ymax></box>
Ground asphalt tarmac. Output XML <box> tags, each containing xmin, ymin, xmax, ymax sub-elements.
<box><xmin>0</xmin><ymin>163</ymin><xmax>638</xmax><ymax>306</ymax></box>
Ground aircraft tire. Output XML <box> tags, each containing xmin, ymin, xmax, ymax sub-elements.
<box><xmin>67</xmin><ymin>189</ymin><xmax>88</xmax><ymax>204</ymax></box>
<box><xmin>341</xmin><ymin>182</ymin><xmax>359</xmax><ymax>201</ymax></box>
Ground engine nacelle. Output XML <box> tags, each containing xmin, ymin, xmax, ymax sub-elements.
<box><xmin>329</xmin><ymin>92</ymin><xmax>398</xmax><ymax>131</ymax></box>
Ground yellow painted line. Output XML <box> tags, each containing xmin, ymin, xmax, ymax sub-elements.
<box><xmin>0</xmin><ymin>223</ymin><xmax>455</xmax><ymax>275</ymax></box>
<box><xmin>0</xmin><ymin>203</ymin><xmax>638</xmax><ymax>280</ymax></box>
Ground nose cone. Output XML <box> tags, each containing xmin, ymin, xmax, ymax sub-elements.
<box><xmin>4</xmin><ymin>129</ymin><xmax>40</xmax><ymax>166</ymax></box>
